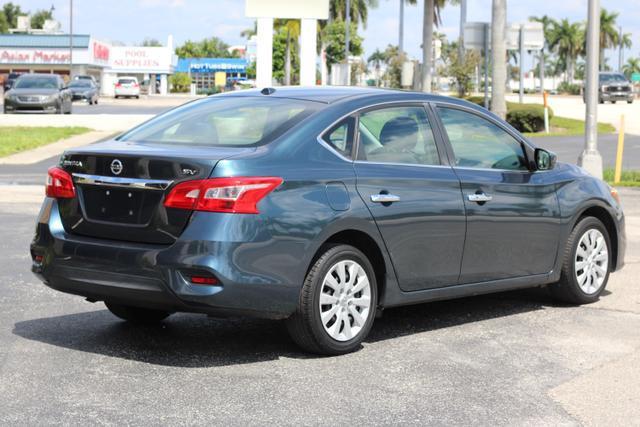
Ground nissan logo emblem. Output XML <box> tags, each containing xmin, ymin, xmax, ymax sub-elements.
<box><xmin>110</xmin><ymin>159</ymin><xmax>123</xmax><ymax>175</ymax></box>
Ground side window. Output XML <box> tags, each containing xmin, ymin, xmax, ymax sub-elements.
<box><xmin>322</xmin><ymin>117</ymin><xmax>355</xmax><ymax>158</ymax></box>
<box><xmin>438</xmin><ymin>107</ymin><xmax>528</xmax><ymax>171</ymax></box>
<box><xmin>357</xmin><ymin>106</ymin><xmax>440</xmax><ymax>165</ymax></box>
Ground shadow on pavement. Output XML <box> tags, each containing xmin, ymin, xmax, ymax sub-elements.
<box><xmin>13</xmin><ymin>287</ymin><xmax>560</xmax><ymax>367</ymax></box>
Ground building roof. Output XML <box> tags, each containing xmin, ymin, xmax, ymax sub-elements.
<box><xmin>176</xmin><ymin>58</ymin><xmax>248</xmax><ymax>73</ymax></box>
<box><xmin>0</xmin><ymin>34</ymin><xmax>91</xmax><ymax>48</ymax></box>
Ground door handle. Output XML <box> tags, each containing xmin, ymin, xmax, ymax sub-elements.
<box><xmin>467</xmin><ymin>193</ymin><xmax>493</xmax><ymax>203</ymax></box>
<box><xmin>371</xmin><ymin>194</ymin><xmax>400</xmax><ymax>203</ymax></box>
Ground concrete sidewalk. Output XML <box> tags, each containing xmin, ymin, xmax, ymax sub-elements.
<box><xmin>0</xmin><ymin>131</ymin><xmax>115</xmax><ymax>165</ymax></box>
<box><xmin>0</xmin><ymin>114</ymin><xmax>152</xmax><ymax>131</ymax></box>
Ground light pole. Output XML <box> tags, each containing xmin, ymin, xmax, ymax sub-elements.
<box><xmin>578</xmin><ymin>0</ymin><xmax>603</xmax><ymax>179</ymax></box>
<box><xmin>490</xmin><ymin>0</ymin><xmax>507</xmax><ymax>119</ymax></box>
<box><xmin>618</xmin><ymin>26</ymin><xmax>623</xmax><ymax>72</ymax></box>
<box><xmin>69</xmin><ymin>0</ymin><xmax>73</xmax><ymax>79</ymax></box>
<box><xmin>345</xmin><ymin>0</ymin><xmax>351</xmax><ymax>85</ymax></box>
<box><xmin>458</xmin><ymin>0</ymin><xmax>466</xmax><ymax>62</ymax></box>
<box><xmin>399</xmin><ymin>0</ymin><xmax>404</xmax><ymax>53</ymax></box>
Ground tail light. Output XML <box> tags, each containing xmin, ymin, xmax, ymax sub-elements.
<box><xmin>133</xmin><ymin>82</ymin><xmax>139</xmax><ymax>88</ymax></box>
<box><xmin>164</xmin><ymin>177</ymin><xmax>282</xmax><ymax>214</ymax></box>
<box><xmin>115</xmin><ymin>82</ymin><xmax>121</xmax><ymax>88</ymax></box>
<box><xmin>46</xmin><ymin>167</ymin><xmax>76</xmax><ymax>198</ymax></box>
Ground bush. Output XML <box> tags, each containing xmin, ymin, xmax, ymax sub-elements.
<box><xmin>169</xmin><ymin>72</ymin><xmax>192</xmax><ymax>93</ymax></box>
<box><xmin>463</xmin><ymin>96</ymin><xmax>554</xmax><ymax>133</ymax></box>
<box><xmin>557</xmin><ymin>82</ymin><xmax>582</xmax><ymax>95</ymax></box>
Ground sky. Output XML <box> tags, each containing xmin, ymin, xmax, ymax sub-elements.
<box><xmin>12</xmin><ymin>0</ymin><xmax>640</xmax><ymax>70</ymax></box>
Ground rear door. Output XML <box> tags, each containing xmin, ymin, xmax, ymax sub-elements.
<box><xmin>434</xmin><ymin>104</ymin><xmax>561</xmax><ymax>284</ymax></box>
<box><xmin>353</xmin><ymin>104</ymin><xmax>466</xmax><ymax>291</ymax></box>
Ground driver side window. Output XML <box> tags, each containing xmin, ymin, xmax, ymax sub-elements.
<box><xmin>437</xmin><ymin>107</ymin><xmax>528</xmax><ymax>171</ymax></box>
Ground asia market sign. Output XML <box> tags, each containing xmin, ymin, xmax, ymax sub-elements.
<box><xmin>0</xmin><ymin>49</ymin><xmax>70</xmax><ymax>64</ymax></box>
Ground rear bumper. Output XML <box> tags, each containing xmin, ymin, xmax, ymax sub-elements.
<box><xmin>30</xmin><ymin>198</ymin><xmax>301</xmax><ymax>319</ymax></box>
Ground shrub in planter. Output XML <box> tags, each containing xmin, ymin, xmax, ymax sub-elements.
<box><xmin>506</xmin><ymin>103</ymin><xmax>554</xmax><ymax>133</ymax></box>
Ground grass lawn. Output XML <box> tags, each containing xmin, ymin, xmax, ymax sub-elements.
<box><xmin>524</xmin><ymin>116</ymin><xmax>616</xmax><ymax>138</ymax></box>
<box><xmin>604</xmin><ymin>168</ymin><xmax>640</xmax><ymax>187</ymax></box>
<box><xmin>0</xmin><ymin>126</ymin><xmax>91</xmax><ymax>157</ymax></box>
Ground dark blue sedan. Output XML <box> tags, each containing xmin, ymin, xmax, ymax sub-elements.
<box><xmin>31</xmin><ymin>87</ymin><xmax>625</xmax><ymax>355</ymax></box>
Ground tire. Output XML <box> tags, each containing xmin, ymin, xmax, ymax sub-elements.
<box><xmin>612</xmin><ymin>100</ymin><xmax>617</xmax><ymax>104</ymax></box>
<box><xmin>135</xmin><ymin>95</ymin><xmax>140</xmax><ymax>99</ymax></box>
<box><xmin>105</xmin><ymin>302</ymin><xmax>172</xmax><ymax>324</ymax></box>
<box><xmin>286</xmin><ymin>244</ymin><xmax>378</xmax><ymax>355</ymax></box>
<box><xmin>598</xmin><ymin>97</ymin><xmax>604</xmax><ymax>104</ymax></box>
<box><xmin>628</xmin><ymin>100</ymin><xmax>633</xmax><ymax>104</ymax></box>
<box><xmin>549</xmin><ymin>217</ymin><xmax>612</xmax><ymax>304</ymax></box>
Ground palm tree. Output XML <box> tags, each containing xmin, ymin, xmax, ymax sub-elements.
<box><xmin>421</xmin><ymin>0</ymin><xmax>458</xmax><ymax>93</ymax></box>
<box><xmin>618</xmin><ymin>32</ymin><xmax>632</xmax><ymax>71</ymax></box>
<box><xmin>491</xmin><ymin>0</ymin><xmax>507</xmax><ymax>118</ymax></box>
<box><xmin>622</xmin><ymin>57</ymin><xmax>640</xmax><ymax>80</ymax></box>
<box><xmin>329</xmin><ymin>0</ymin><xmax>379</xmax><ymax>27</ymax></box>
<box><xmin>275</xmin><ymin>19</ymin><xmax>301</xmax><ymax>85</ymax></box>
<box><xmin>240</xmin><ymin>22</ymin><xmax>257</xmax><ymax>40</ymax></box>
<box><xmin>367</xmin><ymin>49</ymin><xmax>387</xmax><ymax>86</ymax></box>
<box><xmin>598</xmin><ymin>8</ymin><xmax>620</xmax><ymax>71</ymax></box>
<box><xmin>548</xmin><ymin>19</ymin><xmax>584</xmax><ymax>83</ymax></box>
<box><xmin>529</xmin><ymin>15</ymin><xmax>556</xmax><ymax>92</ymax></box>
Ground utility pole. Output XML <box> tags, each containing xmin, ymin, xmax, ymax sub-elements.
<box><xmin>458</xmin><ymin>0</ymin><xmax>466</xmax><ymax>61</ymax></box>
<box><xmin>483</xmin><ymin>23</ymin><xmax>489</xmax><ymax>109</ymax></box>
<box><xmin>539</xmin><ymin>50</ymin><xmax>545</xmax><ymax>93</ymax></box>
<box><xmin>490</xmin><ymin>0</ymin><xmax>507</xmax><ymax>118</ymax></box>
<box><xmin>345</xmin><ymin>0</ymin><xmax>351</xmax><ymax>85</ymax></box>
<box><xmin>399</xmin><ymin>0</ymin><xmax>404</xmax><ymax>53</ymax></box>
<box><xmin>69</xmin><ymin>0</ymin><xmax>73</xmax><ymax>80</ymax></box>
<box><xmin>578</xmin><ymin>0</ymin><xmax>603</xmax><ymax>179</ymax></box>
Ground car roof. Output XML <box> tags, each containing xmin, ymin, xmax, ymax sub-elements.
<box><xmin>217</xmin><ymin>86</ymin><xmax>471</xmax><ymax>106</ymax></box>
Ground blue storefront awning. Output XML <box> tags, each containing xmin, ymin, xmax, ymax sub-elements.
<box><xmin>176</xmin><ymin>58</ymin><xmax>248</xmax><ymax>74</ymax></box>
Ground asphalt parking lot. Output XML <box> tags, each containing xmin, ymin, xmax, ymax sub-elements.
<box><xmin>0</xmin><ymin>180</ymin><xmax>639</xmax><ymax>425</ymax></box>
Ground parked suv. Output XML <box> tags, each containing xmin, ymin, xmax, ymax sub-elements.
<box><xmin>114</xmin><ymin>76</ymin><xmax>140</xmax><ymax>99</ymax></box>
<box><xmin>596</xmin><ymin>72</ymin><xmax>634</xmax><ymax>104</ymax></box>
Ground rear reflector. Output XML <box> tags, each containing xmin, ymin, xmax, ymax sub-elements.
<box><xmin>190</xmin><ymin>275</ymin><xmax>219</xmax><ymax>285</ymax></box>
<box><xmin>164</xmin><ymin>177</ymin><xmax>283</xmax><ymax>214</ymax></box>
<box><xmin>46</xmin><ymin>167</ymin><xmax>76</xmax><ymax>199</ymax></box>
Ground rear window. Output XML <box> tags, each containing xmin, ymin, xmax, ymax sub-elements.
<box><xmin>118</xmin><ymin>78</ymin><xmax>137</xmax><ymax>84</ymax></box>
<box><xmin>119</xmin><ymin>96</ymin><xmax>320</xmax><ymax>147</ymax></box>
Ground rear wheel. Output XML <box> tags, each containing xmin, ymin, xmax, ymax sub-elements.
<box><xmin>549</xmin><ymin>217</ymin><xmax>611</xmax><ymax>304</ymax></box>
<box><xmin>105</xmin><ymin>302</ymin><xmax>172</xmax><ymax>323</ymax></box>
<box><xmin>286</xmin><ymin>244</ymin><xmax>377</xmax><ymax>355</ymax></box>
<box><xmin>628</xmin><ymin>99</ymin><xmax>634</xmax><ymax>104</ymax></box>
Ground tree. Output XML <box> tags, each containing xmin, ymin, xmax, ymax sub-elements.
<box><xmin>169</xmin><ymin>72</ymin><xmax>191</xmax><ymax>93</ymax></box>
<box><xmin>2</xmin><ymin>2</ymin><xmax>22</xmax><ymax>29</ymax></box>
<box><xmin>30</xmin><ymin>9</ymin><xmax>53</xmax><ymax>29</ymax></box>
<box><xmin>322</xmin><ymin>20</ymin><xmax>363</xmax><ymax>69</ymax></box>
<box><xmin>272</xmin><ymin>27</ymin><xmax>300</xmax><ymax>83</ymax></box>
<box><xmin>382</xmin><ymin>44</ymin><xmax>406</xmax><ymax>88</ymax></box>
<box><xmin>491</xmin><ymin>0</ymin><xmax>507</xmax><ymax>118</ymax></box>
<box><xmin>447</xmin><ymin>49</ymin><xmax>480</xmax><ymax>97</ymax></box>
<box><xmin>240</xmin><ymin>21</ymin><xmax>257</xmax><ymax>39</ymax></box>
<box><xmin>274</xmin><ymin>19</ymin><xmax>301</xmax><ymax>85</ymax></box>
<box><xmin>141</xmin><ymin>38</ymin><xmax>163</xmax><ymax>47</ymax></box>
<box><xmin>598</xmin><ymin>8</ymin><xmax>619</xmax><ymax>71</ymax></box>
<box><xmin>622</xmin><ymin>58</ymin><xmax>640</xmax><ymax>79</ymax></box>
<box><xmin>0</xmin><ymin>11</ymin><xmax>8</xmax><ymax>33</ymax></box>
<box><xmin>329</xmin><ymin>0</ymin><xmax>378</xmax><ymax>28</ymax></box>
<box><xmin>548</xmin><ymin>19</ymin><xmax>584</xmax><ymax>83</ymax></box>
<box><xmin>175</xmin><ymin>37</ymin><xmax>238</xmax><ymax>58</ymax></box>
<box><xmin>367</xmin><ymin>48</ymin><xmax>386</xmax><ymax>87</ymax></box>
<box><xmin>421</xmin><ymin>0</ymin><xmax>457</xmax><ymax>93</ymax></box>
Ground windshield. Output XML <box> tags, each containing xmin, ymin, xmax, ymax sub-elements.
<box><xmin>14</xmin><ymin>77</ymin><xmax>58</xmax><ymax>89</ymax></box>
<box><xmin>600</xmin><ymin>74</ymin><xmax>627</xmax><ymax>83</ymax></box>
<box><xmin>70</xmin><ymin>81</ymin><xmax>92</xmax><ymax>87</ymax></box>
<box><xmin>119</xmin><ymin>96</ymin><xmax>321</xmax><ymax>147</ymax></box>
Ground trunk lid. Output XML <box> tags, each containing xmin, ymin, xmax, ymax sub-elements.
<box><xmin>58</xmin><ymin>139</ymin><xmax>253</xmax><ymax>244</ymax></box>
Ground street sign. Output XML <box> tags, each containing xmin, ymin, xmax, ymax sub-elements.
<box><xmin>463</xmin><ymin>22</ymin><xmax>489</xmax><ymax>50</ymax></box>
<box><xmin>632</xmin><ymin>73</ymin><xmax>640</xmax><ymax>82</ymax></box>
<box><xmin>507</xmin><ymin>22</ymin><xmax>544</xmax><ymax>50</ymax></box>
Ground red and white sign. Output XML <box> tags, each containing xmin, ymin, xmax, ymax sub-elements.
<box><xmin>0</xmin><ymin>49</ymin><xmax>71</xmax><ymax>64</ymax></box>
<box><xmin>92</xmin><ymin>41</ymin><xmax>110</xmax><ymax>64</ymax></box>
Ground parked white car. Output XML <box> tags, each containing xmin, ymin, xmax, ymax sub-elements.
<box><xmin>114</xmin><ymin>77</ymin><xmax>140</xmax><ymax>99</ymax></box>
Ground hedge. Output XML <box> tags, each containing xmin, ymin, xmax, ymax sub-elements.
<box><xmin>464</xmin><ymin>96</ymin><xmax>554</xmax><ymax>133</ymax></box>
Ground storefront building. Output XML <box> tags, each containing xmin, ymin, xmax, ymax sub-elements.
<box><xmin>176</xmin><ymin>58</ymin><xmax>249</xmax><ymax>92</ymax></box>
<box><xmin>0</xmin><ymin>34</ymin><xmax>176</xmax><ymax>95</ymax></box>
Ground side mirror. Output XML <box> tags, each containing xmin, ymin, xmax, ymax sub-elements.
<box><xmin>535</xmin><ymin>148</ymin><xmax>557</xmax><ymax>171</ymax></box>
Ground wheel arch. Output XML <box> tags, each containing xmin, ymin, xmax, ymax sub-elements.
<box><xmin>573</xmin><ymin>203</ymin><xmax>620</xmax><ymax>270</ymax></box>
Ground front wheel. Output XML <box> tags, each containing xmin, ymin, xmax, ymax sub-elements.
<box><xmin>286</xmin><ymin>244</ymin><xmax>378</xmax><ymax>355</ymax></box>
<box><xmin>549</xmin><ymin>217</ymin><xmax>611</xmax><ymax>304</ymax></box>
<box><xmin>105</xmin><ymin>302</ymin><xmax>172</xmax><ymax>323</ymax></box>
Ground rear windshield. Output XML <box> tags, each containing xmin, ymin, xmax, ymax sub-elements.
<box><xmin>118</xmin><ymin>78</ymin><xmax>137</xmax><ymax>84</ymax></box>
<box><xmin>70</xmin><ymin>81</ymin><xmax>92</xmax><ymax>87</ymax></box>
<box><xmin>14</xmin><ymin>76</ymin><xmax>58</xmax><ymax>89</ymax></box>
<box><xmin>119</xmin><ymin>96</ymin><xmax>321</xmax><ymax>147</ymax></box>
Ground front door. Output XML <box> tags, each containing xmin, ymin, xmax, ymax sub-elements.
<box><xmin>353</xmin><ymin>104</ymin><xmax>466</xmax><ymax>291</ymax></box>
<box><xmin>435</xmin><ymin>105</ymin><xmax>561</xmax><ymax>284</ymax></box>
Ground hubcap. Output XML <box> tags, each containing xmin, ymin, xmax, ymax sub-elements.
<box><xmin>575</xmin><ymin>228</ymin><xmax>609</xmax><ymax>295</ymax></box>
<box><xmin>319</xmin><ymin>260</ymin><xmax>372</xmax><ymax>342</ymax></box>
